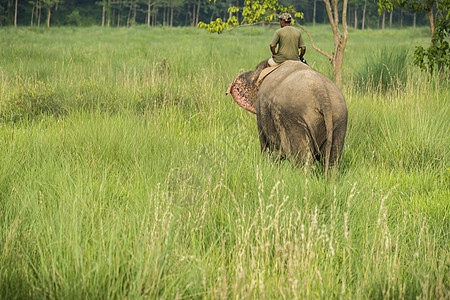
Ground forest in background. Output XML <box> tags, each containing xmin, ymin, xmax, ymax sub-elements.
<box><xmin>1</xmin><ymin>0</ymin><xmax>430</xmax><ymax>29</ymax></box>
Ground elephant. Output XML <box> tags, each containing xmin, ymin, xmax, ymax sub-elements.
<box><xmin>226</xmin><ymin>60</ymin><xmax>348</xmax><ymax>176</ymax></box>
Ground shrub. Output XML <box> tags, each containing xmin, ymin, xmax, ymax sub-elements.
<box><xmin>0</xmin><ymin>80</ymin><xmax>62</xmax><ymax>122</ymax></box>
<box><xmin>66</xmin><ymin>10</ymin><xmax>82</xmax><ymax>26</ymax></box>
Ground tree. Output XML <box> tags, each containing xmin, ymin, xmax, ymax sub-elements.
<box><xmin>348</xmin><ymin>0</ymin><xmax>363</xmax><ymax>29</ymax></box>
<box><xmin>96</xmin><ymin>0</ymin><xmax>109</xmax><ymax>27</ymax></box>
<box><xmin>199</xmin><ymin>0</ymin><xmax>349</xmax><ymax>87</ymax></box>
<box><xmin>379</xmin><ymin>0</ymin><xmax>440</xmax><ymax>36</ymax></box>
<box><xmin>141</xmin><ymin>0</ymin><xmax>160</xmax><ymax>26</ymax></box>
<box><xmin>125</xmin><ymin>0</ymin><xmax>138</xmax><ymax>26</ymax></box>
<box><xmin>378</xmin><ymin>0</ymin><xmax>449</xmax><ymax>75</ymax></box>
<box><xmin>322</xmin><ymin>0</ymin><xmax>349</xmax><ymax>87</ymax></box>
<box><xmin>14</xmin><ymin>0</ymin><xmax>17</xmax><ymax>26</ymax></box>
<box><xmin>413</xmin><ymin>0</ymin><xmax>449</xmax><ymax>74</ymax></box>
<box><xmin>41</xmin><ymin>0</ymin><xmax>61</xmax><ymax>26</ymax></box>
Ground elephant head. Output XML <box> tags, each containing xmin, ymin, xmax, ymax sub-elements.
<box><xmin>226</xmin><ymin>61</ymin><xmax>269</xmax><ymax>114</ymax></box>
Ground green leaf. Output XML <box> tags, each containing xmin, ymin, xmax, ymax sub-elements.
<box><xmin>199</xmin><ymin>0</ymin><xmax>303</xmax><ymax>34</ymax></box>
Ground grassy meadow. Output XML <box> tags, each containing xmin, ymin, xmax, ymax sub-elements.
<box><xmin>0</xmin><ymin>25</ymin><xmax>448</xmax><ymax>299</ymax></box>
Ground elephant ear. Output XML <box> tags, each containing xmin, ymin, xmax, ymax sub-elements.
<box><xmin>226</xmin><ymin>72</ymin><xmax>257</xmax><ymax>114</ymax></box>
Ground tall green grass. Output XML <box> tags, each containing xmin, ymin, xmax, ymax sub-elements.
<box><xmin>354</xmin><ymin>46</ymin><xmax>410</xmax><ymax>92</ymax></box>
<box><xmin>0</xmin><ymin>25</ymin><xmax>448</xmax><ymax>299</ymax></box>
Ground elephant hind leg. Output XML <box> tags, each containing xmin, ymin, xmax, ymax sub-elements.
<box><xmin>330</xmin><ymin>123</ymin><xmax>347</xmax><ymax>170</ymax></box>
<box><xmin>258</xmin><ymin>130</ymin><xmax>270</xmax><ymax>153</ymax></box>
<box><xmin>318</xmin><ymin>124</ymin><xmax>346</xmax><ymax>175</ymax></box>
<box><xmin>292</xmin><ymin>133</ymin><xmax>316</xmax><ymax>169</ymax></box>
<box><xmin>268</xmin><ymin>106</ymin><xmax>315</xmax><ymax>168</ymax></box>
<box><xmin>278</xmin><ymin>124</ymin><xmax>315</xmax><ymax>169</ymax></box>
<box><xmin>258</xmin><ymin>115</ymin><xmax>275</xmax><ymax>154</ymax></box>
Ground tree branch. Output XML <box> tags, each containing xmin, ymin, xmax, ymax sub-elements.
<box><xmin>219</xmin><ymin>20</ymin><xmax>267</xmax><ymax>32</ymax></box>
<box><xmin>294</xmin><ymin>24</ymin><xmax>333</xmax><ymax>61</ymax></box>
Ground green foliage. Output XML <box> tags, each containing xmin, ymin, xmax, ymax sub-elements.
<box><xmin>1</xmin><ymin>80</ymin><xmax>62</xmax><ymax>122</ymax></box>
<box><xmin>377</xmin><ymin>0</ymin><xmax>450</xmax><ymax>75</ymax></box>
<box><xmin>413</xmin><ymin>2</ymin><xmax>450</xmax><ymax>74</ymax></box>
<box><xmin>41</xmin><ymin>0</ymin><xmax>62</xmax><ymax>9</ymax></box>
<box><xmin>198</xmin><ymin>16</ymin><xmax>239</xmax><ymax>34</ymax></box>
<box><xmin>0</xmin><ymin>3</ymin><xmax>8</xmax><ymax>26</ymax></box>
<box><xmin>198</xmin><ymin>0</ymin><xmax>303</xmax><ymax>33</ymax></box>
<box><xmin>66</xmin><ymin>10</ymin><xmax>82</xmax><ymax>26</ymax></box>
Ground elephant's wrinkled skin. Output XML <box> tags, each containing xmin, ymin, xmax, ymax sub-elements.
<box><xmin>227</xmin><ymin>60</ymin><xmax>348</xmax><ymax>176</ymax></box>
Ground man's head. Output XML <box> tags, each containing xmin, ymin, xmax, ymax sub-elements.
<box><xmin>278</xmin><ymin>13</ymin><xmax>292</xmax><ymax>27</ymax></box>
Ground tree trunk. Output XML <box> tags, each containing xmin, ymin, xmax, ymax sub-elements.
<box><xmin>166</xmin><ymin>6</ymin><xmax>169</xmax><ymax>26</ymax></box>
<box><xmin>333</xmin><ymin>46</ymin><xmax>345</xmax><ymax>88</ymax></box>
<box><xmin>170</xmin><ymin>5</ymin><xmax>174</xmax><ymax>27</ymax></box>
<box><xmin>400</xmin><ymin>8</ymin><xmax>403</xmax><ymax>27</ymax></box>
<box><xmin>38</xmin><ymin>5</ymin><xmax>41</xmax><ymax>27</ymax></box>
<box><xmin>107</xmin><ymin>0</ymin><xmax>111</xmax><ymax>27</ymax></box>
<box><xmin>102</xmin><ymin>4</ymin><xmax>105</xmax><ymax>27</ymax></box>
<box><xmin>389</xmin><ymin>10</ymin><xmax>392</xmax><ymax>27</ymax></box>
<box><xmin>323</xmin><ymin>0</ymin><xmax>349</xmax><ymax>88</ymax></box>
<box><xmin>127</xmin><ymin>3</ymin><xmax>131</xmax><ymax>27</ymax></box>
<box><xmin>164</xmin><ymin>6</ymin><xmax>167</xmax><ymax>26</ymax></box>
<box><xmin>313</xmin><ymin>0</ymin><xmax>317</xmax><ymax>26</ymax></box>
<box><xmin>210</xmin><ymin>6</ymin><xmax>215</xmax><ymax>22</ymax></box>
<box><xmin>14</xmin><ymin>0</ymin><xmax>18</xmax><ymax>26</ymax></box>
<box><xmin>31</xmin><ymin>1</ymin><xmax>35</xmax><ymax>26</ymax></box>
<box><xmin>354</xmin><ymin>7</ymin><xmax>357</xmax><ymax>29</ymax></box>
<box><xmin>413</xmin><ymin>12</ymin><xmax>416</xmax><ymax>28</ymax></box>
<box><xmin>146</xmin><ymin>1</ymin><xmax>151</xmax><ymax>26</ymax></box>
<box><xmin>382</xmin><ymin>11</ymin><xmax>385</xmax><ymax>29</ymax></box>
<box><xmin>196</xmin><ymin>0</ymin><xmax>200</xmax><ymax>26</ymax></box>
<box><xmin>46</xmin><ymin>7</ymin><xmax>51</xmax><ymax>27</ymax></box>
<box><xmin>428</xmin><ymin>7</ymin><xmax>434</xmax><ymax>38</ymax></box>
<box><xmin>362</xmin><ymin>0</ymin><xmax>367</xmax><ymax>30</ymax></box>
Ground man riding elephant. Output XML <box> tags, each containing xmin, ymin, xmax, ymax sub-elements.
<box><xmin>268</xmin><ymin>13</ymin><xmax>307</xmax><ymax>67</ymax></box>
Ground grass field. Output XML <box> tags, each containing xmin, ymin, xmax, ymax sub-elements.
<box><xmin>0</xmin><ymin>25</ymin><xmax>448</xmax><ymax>299</ymax></box>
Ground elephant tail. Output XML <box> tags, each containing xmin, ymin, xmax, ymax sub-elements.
<box><xmin>323</xmin><ymin>104</ymin><xmax>333</xmax><ymax>178</ymax></box>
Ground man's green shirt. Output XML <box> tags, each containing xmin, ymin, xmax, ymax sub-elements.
<box><xmin>271</xmin><ymin>26</ymin><xmax>305</xmax><ymax>64</ymax></box>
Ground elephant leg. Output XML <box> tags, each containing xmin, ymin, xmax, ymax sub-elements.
<box><xmin>290</xmin><ymin>131</ymin><xmax>315</xmax><ymax>168</ymax></box>
<box><xmin>257</xmin><ymin>115</ymin><xmax>270</xmax><ymax>153</ymax></box>
<box><xmin>257</xmin><ymin>109</ymin><xmax>283</xmax><ymax>157</ymax></box>
<box><xmin>259</xmin><ymin>131</ymin><xmax>284</xmax><ymax>158</ymax></box>
<box><xmin>258</xmin><ymin>130</ymin><xmax>270</xmax><ymax>153</ymax></box>
<box><xmin>277</xmin><ymin>121</ymin><xmax>315</xmax><ymax>168</ymax></box>
<box><xmin>329</xmin><ymin>122</ymin><xmax>347</xmax><ymax>170</ymax></box>
<box><xmin>317</xmin><ymin>123</ymin><xmax>346</xmax><ymax>176</ymax></box>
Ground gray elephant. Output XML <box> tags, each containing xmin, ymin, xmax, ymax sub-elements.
<box><xmin>226</xmin><ymin>60</ymin><xmax>348</xmax><ymax>176</ymax></box>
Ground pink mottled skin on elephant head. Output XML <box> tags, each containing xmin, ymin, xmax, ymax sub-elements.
<box><xmin>226</xmin><ymin>75</ymin><xmax>257</xmax><ymax>114</ymax></box>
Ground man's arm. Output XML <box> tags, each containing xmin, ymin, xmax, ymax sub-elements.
<box><xmin>270</xmin><ymin>44</ymin><xmax>277</xmax><ymax>56</ymax></box>
<box><xmin>299</xmin><ymin>46</ymin><xmax>306</xmax><ymax>59</ymax></box>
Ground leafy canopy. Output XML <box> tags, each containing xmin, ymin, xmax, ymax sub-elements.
<box><xmin>414</xmin><ymin>0</ymin><xmax>450</xmax><ymax>74</ymax></box>
<box><xmin>198</xmin><ymin>0</ymin><xmax>303</xmax><ymax>33</ymax></box>
<box><xmin>378</xmin><ymin>0</ymin><xmax>449</xmax><ymax>75</ymax></box>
